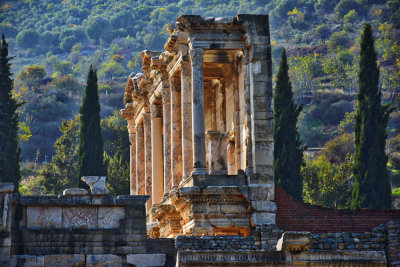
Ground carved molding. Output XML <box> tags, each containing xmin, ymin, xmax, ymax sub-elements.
<box><xmin>150</xmin><ymin>104</ymin><xmax>163</xmax><ymax>118</ymax></box>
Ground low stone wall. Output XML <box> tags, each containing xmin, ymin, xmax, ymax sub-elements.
<box><xmin>310</xmin><ymin>224</ymin><xmax>387</xmax><ymax>252</ymax></box>
<box><xmin>0</xmin><ymin>183</ymin><xmax>175</xmax><ymax>267</ymax></box>
<box><xmin>387</xmin><ymin>220</ymin><xmax>400</xmax><ymax>266</ymax></box>
<box><xmin>12</xmin><ymin>194</ymin><xmax>149</xmax><ymax>257</ymax></box>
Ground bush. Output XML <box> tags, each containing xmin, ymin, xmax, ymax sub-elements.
<box><xmin>321</xmin><ymin>133</ymin><xmax>355</xmax><ymax>163</ymax></box>
<box><xmin>328</xmin><ymin>31</ymin><xmax>352</xmax><ymax>50</ymax></box>
<box><xmin>60</xmin><ymin>36</ymin><xmax>78</xmax><ymax>52</ymax></box>
<box><xmin>16</xmin><ymin>29</ymin><xmax>39</xmax><ymax>49</ymax></box>
<box><xmin>334</xmin><ymin>0</ymin><xmax>362</xmax><ymax>17</ymax></box>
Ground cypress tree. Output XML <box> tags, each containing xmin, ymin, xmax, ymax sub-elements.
<box><xmin>274</xmin><ymin>49</ymin><xmax>304</xmax><ymax>200</ymax></box>
<box><xmin>0</xmin><ymin>34</ymin><xmax>21</xmax><ymax>188</ymax></box>
<box><xmin>351</xmin><ymin>24</ymin><xmax>393</xmax><ymax>209</ymax></box>
<box><xmin>77</xmin><ymin>65</ymin><xmax>106</xmax><ymax>187</ymax></box>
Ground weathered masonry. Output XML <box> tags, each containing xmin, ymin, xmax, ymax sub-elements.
<box><xmin>121</xmin><ymin>14</ymin><xmax>275</xmax><ymax>238</ymax></box>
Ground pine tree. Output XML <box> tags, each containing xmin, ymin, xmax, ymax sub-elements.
<box><xmin>0</xmin><ymin>34</ymin><xmax>21</xmax><ymax>188</ymax></box>
<box><xmin>351</xmin><ymin>25</ymin><xmax>393</xmax><ymax>209</ymax></box>
<box><xmin>77</xmin><ymin>65</ymin><xmax>106</xmax><ymax>187</ymax></box>
<box><xmin>274</xmin><ymin>49</ymin><xmax>304</xmax><ymax>200</ymax></box>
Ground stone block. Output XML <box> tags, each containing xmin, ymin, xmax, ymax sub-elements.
<box><xmin>86</xmin><ymin>254</ymin><xmax>121</xmax><ymax>267</ymax></box>
<box><xmin>276</xmin><ymin>231</ymin><xmax>312</xmax><ymax>252</ymax></box>
<box><xmin>44</xmin><ymin>254</ymin><xmax>85</xmax><ymax>267</ymax></box>
<box><xmin>27</xmin><ymin>206</ymin><xmax>62</xmax><ymax>229</ymax></box>
<box><xmin>92</xmin><ymin>195</ymin><xmax>116</xmax><ymax>205</ymax></box>
<box><xmin>98</xmin><ymin>207</ymin><xmax>125</xmax><ymax>228</ymax></box>
<box><xmin>62</xmin><ymin>207</ymin><xmax>97</xmax><ymax>229</ymax></box>
<box><xmin>11</xmin><ymin>255</ymin><xmax>44</xmax><ymax>267</ymax></box>
<box><xmin>127</xmin><ymin>253</ymin><xmax>166</xmax><ymax>267</ymax></box>
<box><xmin>251</xmin><ymin>200</ymin><xmax>277</xmax><ymax>212</ymax></box>
<box><xmin>251</xmin><ymin>212</ymin><xmax>275</xmax><ymax>226</ymax></box>
<box><xmin>0</xmin><ymin>183</ymin><xmax>14</xmax><ymax>193</ymax></box>
<box><xmin>81</xmin><ymin>176</ymin><xmax>109</xmax><ymax>195</ymax></box>
<box><xmin>63</xmin><ymin>188</ymin><xmax>88</xmax><ymax>196</ymax></box>
<box><xmin>247</xmin><ymin>184</ymin><xmax>274</xmax><ymax>201</ymax></box>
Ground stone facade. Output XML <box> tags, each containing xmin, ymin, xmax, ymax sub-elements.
<box><xmin>121</xmin><ymin>14</ymin><xmax>275</xmax><ymax>239</ymax></box>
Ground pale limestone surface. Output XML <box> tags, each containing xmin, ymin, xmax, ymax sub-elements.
<box><xmin>86</xmin><ymin>254</ymin><xmax>121</xmax><ymax>267</ymax></box>
<box><xmin>62</xmin><ymin>207</ymin><xmax>97</xmax><ymax>229</ymax></box>
<box><xmin>136</xmin><ymin>123</ymin><xmax>145</xmax><ymax>195</ymax></box>
<box><xmin>276</xmin><ymin>231</ymin><xmax>312</xmax><ymax>252</ymax></box>
<box><xmin>27</xmin><ymin>206</ymin><xmax>62</xmax><ymax>229</ymax></box>
<box><xmin>97</xmin><ymin>207</ymin><xmax>125</xmax><ymax>228</ymax></box>
<box><xmin>63</xmin><ymin>188</ymin><xmax>88</xmax><ymax>196</ymax></box>
<box><xmin>81</xmin><ymin>176</ymin><xmax>109</xmax><ymax>195</ymax></box>
<box><xmin>126</xmin><ymin>253</ymin><xmax>166</xmax><ymax>267</ymax></box>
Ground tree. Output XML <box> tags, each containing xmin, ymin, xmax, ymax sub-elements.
<box><xmin>274</xmin><ymin>49</ymin><xmax>304</xmax><ymax>200</ymax></box>
<box><xmin>302</xmin><ymin>154</ymin><xmax>353</xmax><ymax>209</ymax></box>
<box><xmin>344</xmin><ymin>10</ymin><xmax>358</xmax><ymax>25</ymax></box>
<box><xmin>16</xmin><ymin>65</ymin><xmax>46</xmax><ymax>90</ymax></box>
<box><xmin>0</xmin><ymin>35</ymin><xmax>21</xmax><ymax>188</ymax></box>
<box><xmin>85</xmin><ymin>16</ymin><xmax>110</xmax><ymax>43</ymax></box>
<box><xmin>16</xmin><ymin>29</ymin><xmax>39</xmax><ymax>49</ymax></box>
<box><xmin>77</xmin><ymin>65</ymin><xmax>106</xmax><ymax>187</ymax></box>
<box><xmin>328</xmin><ymin>31</ymin><xmax>352</xmax><ymax>50</ymax></box>
<box><xmin>351</xmin><ymin>24</ymin><xmax>394</xmax><ymax>209</ymax></box>
<box><xmin>315</xmin><ymin>24</ymin><xmax>331</xmax><ymax>43</ymax></box>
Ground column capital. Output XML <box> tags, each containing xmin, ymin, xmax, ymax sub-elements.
<box><xmin>127</xmin><ymin>120</ymin><xmax>136</xmax><ymax>134</ymax></box>
<box><xmin>189</xmin><ymin>48</ymin><xmax>204</xmax><ymax>65</ymax></box>
<box><xmin>150</xmin><ymin>103</ymin><xmax>163</xmax><ymax>118</ymax></box>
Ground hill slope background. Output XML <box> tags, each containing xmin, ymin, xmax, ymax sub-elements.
<box><xmin>1</xmin><ymin>0</ymin><xmax>399</xmax><ymax>203</ymax></box>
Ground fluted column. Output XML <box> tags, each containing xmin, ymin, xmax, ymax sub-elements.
<box><xmin>233</xmin><ymin>59</ymin><xmax>242</xmax><ymax>172</ymax></box>
<box><xmin>135</xmin><ymin>123</ymin><xmax>145</xmax><ymax>195</ymax></box>
<box><xmin>143</xmin><ymin>113</ymin><xmax>152</xmax><ymax>210</ymax></box>
<box><xmin>162</xmin><ymin>87</ymin><xmax>172</xmax><ymax>193</ymax></box>
<box><xmin>189</xmin><ymin>48</ymin><xmax>207</xmax><ymax>175</ymax></box>
<box><xmin>180</xmin><ymin>58</ymin><xmax>193</xmax><ymax>179</ymax></box>
<box><xmin>170</xmin><ymin>76</ymin><xmax>183</xmax><ymax>187</ymax></box>
<box><xmin>151</xmin><ymin>104</ymin><xmax>164</xmax><ymax>205</ymax></box>
<box><xmin>129</xmin><ymin>132</ymin><xmax>136</xmax><ymax>195</ymax></box>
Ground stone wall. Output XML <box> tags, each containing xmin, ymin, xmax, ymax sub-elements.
<box><xmin>275</xmin><ymin>186</ymin><xmax>400</xmax><ymax>233</ymax></box>
<box><xmin>0</xmin><ymin>183</ymin><xmax>175</xmax><ymax>267</ymax></box>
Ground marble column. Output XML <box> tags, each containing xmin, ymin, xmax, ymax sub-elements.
<box><xmin>162</xmin><ymin>87</ymin><xmax>172</xmax><ymax>193</ymax></box>
<box><xmin>135</xmin><ymin>123</ymin><xmax>145</xmax><ymax>195</ymax></box>
<box><xmin>129</xmin><ymin>132</ymin><xmax>136</xmax><ymax>195</ymax></box>
<box><xmin>189</xmin><ymin>48</ymin><xmax>207</xmax><ymax>175</ymax></box>
<box><xmin>170</xmin><ymin>76</ymin><xmax>183</xmax><ymax>187</ymax></box>
<box><xmin>180</xmin><ymin>59</ymin><xmax>193</xmax><ymax>179</ymax></box>
<box><xmin>143</xmin><ymin>113</ymin><xmax>152</xmax><ymax>210</ymax></box>
<box><xmin>206</xmin><ymin>131</ymin><xmax>228</xmax><ymax>175</ymax></box>
<box><xmin>244</xmin><ymin>61</ymin><xmax>254</xmax><ymax>175</ymax></box>
<box><xmin>233</xmin><ymin>60</ymin><xmax>242</xmax><ymax>172</ymax></box>
<box><xmin>151</xmin><ymin>104</ymin><xmax>164</xmax><ymax>205</ymax></box>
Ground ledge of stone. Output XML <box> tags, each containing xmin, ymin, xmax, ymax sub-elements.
<box><xmin>0</xmin><ymin>183</ymin><xmax>14</xmax><ymax>193</ymax></box>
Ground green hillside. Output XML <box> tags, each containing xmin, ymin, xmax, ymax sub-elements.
<box><xmin>1</xmin><ymin>0</ymin><xmax>399</xmax><ymax>204</ymax></box>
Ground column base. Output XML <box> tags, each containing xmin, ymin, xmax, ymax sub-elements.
<box><xmin>191</xmin><ymin>168</ymin><xmax>207</xmax><ymax>175</ymax></box>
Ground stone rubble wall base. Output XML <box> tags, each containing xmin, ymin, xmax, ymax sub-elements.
<box><xmin>176</xmin><ymin>250</ymin><xmax>386</xmax><ymax>267</ymax></box>
<box><xmin>9</xmin><ymin>253</ymin><xmax>166</xmax><ymax>267</ymax></box>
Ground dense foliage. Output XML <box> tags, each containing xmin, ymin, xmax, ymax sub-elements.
<box><xmin>274</xmin><ymin>49</ymin><xmax>304</xmax><ymax>200</ymax></box>
<box><xmin>0</xmin><ymin>1</ymin><xmax>398</xmax><ymax>204</ymax></box>
<box><xmin>77</xmin><ymin>66</ymin><xmax>106</xmax><ymax>187</ymax></box>
<box><xmin>0</xmin><ymin>35</ymin><xmax>21</xmax><ymax>188</ymax></box>
<box><xmin>351</xmin><ymin>24</ymin><xmax>393</xmax><ymax>209</ymax></box>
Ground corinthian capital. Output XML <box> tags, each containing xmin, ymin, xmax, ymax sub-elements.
<box><xmin>150</xmin><ymin>104</ymin><xmax>163</xmax><ymax>118</ymax></box>
<box><xmin>189</xmin><ymin>48</ymin><xmax>204</xmax><ymax>66</ymax></box>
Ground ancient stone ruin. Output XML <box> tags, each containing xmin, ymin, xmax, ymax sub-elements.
<box><xmin>121</xmin><ymin>14</ymin><xmax>276</xmax><ymax>239</ymax></box>
<box><xmin>1</xmin><ymin>14</ymin><xmax>400</xmax><ymax>267</ymax></box>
